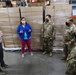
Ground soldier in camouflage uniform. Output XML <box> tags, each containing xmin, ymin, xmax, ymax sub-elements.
<box><xmin>66</xmin><ymin>47</ymin><xmax>76</xmax><ymax>75</ymax></box>
<box><xmin>61</xmin><ymin>18</ymin><xmax>76</xmax><ymax>60</ymax></box>
<box><xmin>41</xmin><ymin>14</ymin><xmax>55</xmax><ymax>57</ymax></box>
<box><xmin>66</xmin><ymin>30</ymin><xmax>76</xmax><ymax>75</ymax></box>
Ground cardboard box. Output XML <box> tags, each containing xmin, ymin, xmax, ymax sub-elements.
<box><xmin>55</xmin><ymin>5</ymin><xmax>72</xmax><ymax>16</ymax></box>
<box><xmin>9</xmin><ymin>18</ymin><xmax>20</xmax><ymax>21</ymax></box>
<box><xmin>0</xmin><ymin>18</ymin><xmax>9</xmax><ymax>21</ymax></box>
<box><xmin>20</xmin><ymin>7</ymin><xmax>32</xmax><ymax>13</ymax></box>
<box><xmin>21</xmin><ymin>13</ymin><xmax>32</xmax><ymax>18</ymax></box>
<box><xmin>0</xmin><ymin>13</ymin><xmax>9</xmax><ymax>18</ymax></box>
<box><xmin>46</xmin><ymin>6</ymin><xmax>55</xmax><ymax>16</ymax></box>
<box><xmin>4</xmin><ymin>44</ymin><xmax>15</xmax><ymax>48</ymax></box>
<box><xmin>11</xmin><ymin>26</ymin><xmax>18</xmax><ymax>33</ymax></box>
<box><xmin>8</xmin><ymin>13</ymin><xmax>20</xmax><ymax>18</ymax></box>
<box><xmin>32</xmin><ymin>42</ymin><xmax>42</xmax><ymax>49</ymax></box>
<box><xmin>0</xmin><ymin>22</ymin><xmax>10</xmax><ymax>26</ymax></box>
<box><xmin>31</xmin><ymin>6</ymin><xmax>42</xmax><ymax>12</ymax></box>
<box><xmin>10</xmin><ymin>21</ymin><xmax>19</xmax><ymax>25</ymax></box>
<box><xmin>8</xmin><ymin>7</ymin><xmax>19</xmax><ymax>13</ymax></box>
<box><xmin>0</xmin><ymin>8</ymin><xmax>8</xmax><ymax>12</ymax></box>
<box><xmin>32</xmin><ymin>23</ymin><xmax>42</xmax><ymax>30</ymax></box>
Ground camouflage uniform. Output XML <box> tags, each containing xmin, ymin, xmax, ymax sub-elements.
<box><xmin>65</xmin><ymin>24</ymin><xmax>76</xmax><ymax>75</ymax></box>
<box><xmin>63</xmin><ymin>24</ymin><xmax>76</xmax><ymax>59</ymax></box>
<box><xmin>66</xmin><ymin>38</ymin><xmax>76</xmax><ymax>75</ymax></box>
<box><xmin>41</xmin><ymin>22</ymin><xmax>55</xmax><ymax>52</ymax></box>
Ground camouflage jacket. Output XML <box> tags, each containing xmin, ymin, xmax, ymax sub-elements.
<box><xmin>63</xmin><ymin>24</ymin><xmax>76</xmax><ymax>43</ymax></box>
<box><xmin>66</xmin><ymin>24</ymin><xmax>76</xmax><ymax>63</ymax></box>
<box><xmin>41</xmin><ymin>22</ymin><xmax>55</xmax><ymax>39</ymax></box>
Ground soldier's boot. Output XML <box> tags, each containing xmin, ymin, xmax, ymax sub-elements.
<box><xmin>43</xmin><ymin>51</ymin><xmax>47</xmax><ymax>55</ymax></box>
<box><xmin>65</xmin><ymin>69</ymin><xmax>72</xmax><ymax>75</ymax></box>
<box><xmin>49</xmin><ymin>52</ymin><xmax>53</xmax><ymax>57</ymax></box>
<box><xmin>61</xmin><ymin>56</ymin><xmax>67</xmax><ymax>60</ymax></box>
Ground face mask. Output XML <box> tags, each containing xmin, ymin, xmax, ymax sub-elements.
<box><xmin>65</xmin><ymin>22</ymin><xmax>69</xmax><ymax>27</ymax></box>
<box><xmin>21</xmin><ymin>21</ymin><xmax>26</xmax><ymax>24</ymax></box>
<box><xmin>46</xmin><ymin>19</ymin><xmax>49</xmax><ymax>22</ymax></box>
<box><xmin>74</xmin><ymin>33</ymin><xmax>76</xmax><ymax>39</ymax></box>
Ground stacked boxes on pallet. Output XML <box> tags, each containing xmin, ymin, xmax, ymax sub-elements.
<box><xmin>54</xmin><ymin>5</ymin><xmax>72</xmax><ymax>50</ymax></box>
<box><xmin>8</xmin><ymin>7</ymin><xmax>20</xmax><ymax>48</ymax></box>
<box><xmin>0</xmin><ymin>8</ymin><xmax>14</xmax><ymax>48</ymax></box>
<box><xmin>0</xmin><ymin>4</ymin><xmax>72</xmax><ymax>51</ymax></box>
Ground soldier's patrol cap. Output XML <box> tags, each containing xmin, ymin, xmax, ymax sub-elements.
<box><xmin>46</xmin><ymin>14</ymin><xmax>51</xmax><ymax>18</ymax></box>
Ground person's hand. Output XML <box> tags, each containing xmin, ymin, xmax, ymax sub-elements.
<box><xmin>28</xmin><ymin>29</ymin><xmax>31</xmax><ymax>32</ymax></box>
<box><xmin>68</xmin><ymin>41</ymin><xmax>71</xmax><ymax>44</ymax></box>
<box><xmin>44</xmin><ymin>35</ymin><xmax>49</xmax><ymax>38</ymax></box>
<box><xmin>66</xmin><ymin>41</ymin><xmax>71</xmax><ymax>45</ymax></box>
<box><xmin>20</xmin><ymin>30</ymin><xmax>23</xmax><ymax>33</ymax></box>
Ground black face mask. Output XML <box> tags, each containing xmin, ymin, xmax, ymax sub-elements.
<box><xmin>73</xmin><ymin>33</ymin><xmax>76</xmax><ymax>39</ymax></box>
<box><xmin>65</xmin><ymin>22</ymin><xmax>69</xmax><ymax>27</ymax></box>
<box><xmin>46</xmin><ymin>19</ymin><xmax>49</xmax><ymax>22</ymax></box>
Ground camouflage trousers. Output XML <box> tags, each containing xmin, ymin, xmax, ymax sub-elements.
<box><xmin>66</xmin><ymin>59</ymin><xmax>76</xmax><ymax>75</ymax></box>
<box><xmin>43</xmin><ymin>37</ymin><xmax>53</xmax><ymax>52</ymax></box>
<box><xmin>63</xmin><ymin>43</ymin><xmax>73</xmax><ymax>58</ymax></box>
<box><xmin>66</xmin><ymin>47</ymin><xmax>76</xmax><ymax>75</ymax></box>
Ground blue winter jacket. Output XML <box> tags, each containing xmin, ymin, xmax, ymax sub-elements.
<box><xmin>17</xmin><ymin>23</ymin><xmax>32</xmax><ymax>40</ymax></box>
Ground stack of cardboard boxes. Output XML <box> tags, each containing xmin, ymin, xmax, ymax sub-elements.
<box><xmin>0</xmin><ymin>8</ymin><xmax>13</xmax><ymax>48</ymax></box>
<box><xmin>8</xmin><ymin>7</ymin><xmax>20</xmax><ymax>48</ymax></box>
<box><xmin>54</xmin><ymin>5</ymin><xmax>72</xmax><ymax>50</ymax></box>
<box><xmin>0</xmin><ymin>8</ymin><xmax>20</xmax><ymax>48</ymax></box>
<box><xmin>0</xmin><ymin>3</ymin><xmax>72</xmax><ymax>51</ymax></box>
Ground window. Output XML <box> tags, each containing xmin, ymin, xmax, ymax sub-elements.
<box><xmin>69</xmin><ymin>0</ymin><xmax>76</xmax><ymax>4</ymax></box>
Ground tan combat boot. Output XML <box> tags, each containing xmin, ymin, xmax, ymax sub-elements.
<box><xmin>49</xmin><ymin>52</ymin><xmax>53</xmax><ymax>57</ymax></box>
<box><xmin>61</xmin><ymin>56</ymin><xmax>66</xmax><ymax>60</ymax></box>
<box><xmin>43</xmin><ymin>51</ymin><xmax>47</xmax><ymax>54</ymax></box>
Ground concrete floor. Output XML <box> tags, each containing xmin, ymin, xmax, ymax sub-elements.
<box><xmin>3</xmin><ymin>51</ymin><xmax>67</xmax><ymax>75</ymax></box>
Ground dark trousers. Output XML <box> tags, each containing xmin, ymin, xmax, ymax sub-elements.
<box><xmin>64</xmin><ymin>43</ymin><xmax>73</xmax><ymax>59</ymax></box>
<box><xmin>0</xmin><ymin>43</ymin><xmax>5</xmax><ymax>67</ymax></box>
<box><xmin>64</xmin><ymin>44</ymin><xmax>68</xmax><ymax>58</ymax></box>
